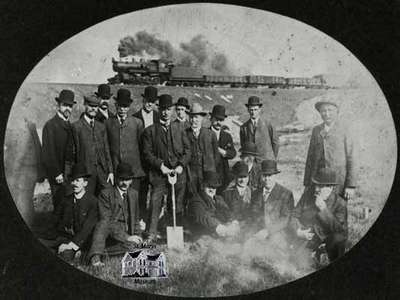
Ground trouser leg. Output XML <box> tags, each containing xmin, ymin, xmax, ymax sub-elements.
<box><xmin>148</xmin><ymin>182</ymin><xmax>168</xmax><ymax>236</ymax></box>
<box><xmin>50</xmin><ymin>183</ymin><xmax>64</xmax><ymax>212</ymax></box>
<box><xmin>325</xmin><ymin>233</ymin><xmax>346</xmax><ymax>262</ymax></box>
<box><xmin>88</xmin><ymin>221</ymin><xmax>110</xmax><ymax>259</ymax></box>
<box><xmin>138</xmin><ymin>176</ymin><xmax>150</xmax><ymax>221</ymax></box>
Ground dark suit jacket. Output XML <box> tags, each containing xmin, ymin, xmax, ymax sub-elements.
<box><xmin>95</xmin><ymin>110</ymin><xmax>115</xmax><ymax>123</ymax></box>
<box><xmin>223</xmin><ymin>185</ymin><xmax>252</xmax><ymax>222</ymax></box>
<box><xmin>42</xmin><ymin>114</ymin><xmax>73</xmax><ymax>184</ymax></box>
<box><xmin>186</xmin><ymin>127</ymin><xmax>220</xmax><ymax>174</ymax></box>
<box><xmin>97</xmin><ymin>186</ymin><xmax>140</xmax><ymax>241</ymax></box>
<box><xmin>291</xmin><ymin>187</ymin><xmax>348</xmax><ymax>241</ymax></box>
<box><xmin>105</xmin><ymin>116</ymin><xmax>145</xmax><ymax>177</ymax></box>
<box><xmin>188</xmin><ymin>191</ymin><xmax>231</xmax><ymax>235</ymax></box>
<box><xmin>251</xmin><ymin>183</ymin><xmax>294</xmax><ymax>235</ymax></box>
<box><xmin>240</xmin><ymin>118</ymin><xmax>279</xmax><ymax>160</ymax></box>
<box><xmin>69</xmin><ymin>118</ymin><xmax>113</xmax><ymax>175</ymax></box>
<box><xmin>132</xmin><ymin>109</ymin><xmax>159</xmax><ymax>128</ymax></box>
<box><xmin>215</xmin><ymin>129</ymin><xmax>236</xmax><ymax>187</ymax></box>
<box><xmin>173</xmin><ymin>118</ymin><xmax>191</xmax><ymax>130</ymax></box>
<box><xmin>55</xmin><ymin>192</ymin><xmax>98</xmax><ymax>247</ymax></box>
<box><xmin>142</xmin><ymin>122</ymin><xmax>191</xmax><ymax>185</ymax></box>
<box><xmin>304</xmin><ymin>123</ymin><xmax>357</xmax><ymax>194</ymax></box>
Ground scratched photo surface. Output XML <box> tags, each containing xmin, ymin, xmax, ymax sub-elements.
<box><xmin>3</xmin><ymin>3</ymin><xmax>397</xmax><ymax>297</ymax></box>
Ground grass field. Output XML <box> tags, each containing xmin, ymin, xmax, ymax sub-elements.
<box><xmin>4</xmin><ymin>82</ymin><xmax>397</xmax><ymax>296</ymax></box>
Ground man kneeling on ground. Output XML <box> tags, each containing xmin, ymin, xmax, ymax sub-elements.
<box><xmin>88</xmin><ymin>162</ymin><xmax>142</xmax><ymax>266</ymax></box>
<box><xmin>52</xmin><ymin>163</ymin><xmax>98</xmax><ymax>262</ymax></box>
<box><xmin>291</xmin><ymin>167</ymin><xmax>348</xmax><ymax>263</ymax></box>
<box><xmin>188</xmin><ymin>171</ymin><xmax>239</xmax><ymax>239</ymax></box>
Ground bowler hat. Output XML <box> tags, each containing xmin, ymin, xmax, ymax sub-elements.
<box><xmin>245</xmin><ymin>96</ymin><xmax>263</xmax><ymax>107</ymax></box>
<box><xmin>202</xmin><ymin>171</ymin><xmax>221</xmax><ymax>188</ymax></box>
<box><xmin>116</xmin><ymin>162</ymin><xmax>135</xmax><ymax>180</ymax></box>
<box><xmin>312</xmin><ymin>168</ymin><xmax>339</xmax><ymax>186</ymax></box>
<box><xmin>55</xmin><ymin>89</ymin><xmax>76</xmax><ymax>105</ymax></box>
<box><xmin>239</xmin><ymin>142</ymin><xmax>260</xmax><ymax>157</ymax></box>
<box><xmin>84</xmin><ymin>94</ymin><xmax>101</xmax><ymax>107</ymax></box>
<box><xmin>70</xmin><ymin>163</ymin><xmax>91</xmax><ymax>181</ymax></box>
<box><xmin>210</xmin><ymin>105</ymin><xmax>227</xmax><ymax>120</ymax></box>
<box><xmin>141</xmin><ymin>86</ymin><xmax>158</xmax><ymax>102</ymax></box>
<box><xmin>189</xmin><ymin>103</ymin><xmax>207</xmax><ymax>116</ymax></box>
<box><xmin>175</xmin><ymin>97</ymin><xmax>190</xmax><ymax>109</ymax></box>
<box><xmin>158</xmin><ymin>94</ymin><xmax>174</xmax><ymax>109</ymax></box>
<box><xmin>314</xmin><ymin>100</ymin><xmax>339</xmax><ymax>112</ymax></box>
<box><xmin>114</xmin><ymin>88</ymin><xmax>133</xmax><ymax>107</ymax></box>
<box><xmin>95</xmin><ymin>84</ymin><xmax>112</xmax><ymax>99</ymax></box>
<box><xmin>260</xmin><ymin>160</ymin><xmax>280</xmax><ymax>175</ymax></box>
<box><xmin>232</xmin><ymin>161</ymin><xmax>249</xmax><ymax>177</ymax></box>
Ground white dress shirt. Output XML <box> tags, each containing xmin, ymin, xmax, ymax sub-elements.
<box><xmin>141</xmin><ymin>109</ymin><xmax>154</xmax><ymax>128</ymax></box>
<box><xmin>211</xmin><ymin>126</ymin><xmax>221</xmax><ymax>141</ymax></box>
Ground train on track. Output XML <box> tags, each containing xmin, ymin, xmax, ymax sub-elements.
<box><xmin>107</xmin><ymin>57</ymin><xmax>329</xmax><ymax>88</ymax></box>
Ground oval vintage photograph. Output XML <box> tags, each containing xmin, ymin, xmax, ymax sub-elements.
<box><xmin>3</xmin><ymin>3</ymin><xmax>397</xmax><ymax>297</ymax></box>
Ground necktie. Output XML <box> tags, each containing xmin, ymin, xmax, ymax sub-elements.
<box><xmin>120</xmin><ymin>117</ymin><xmax>125</xmax><ymax>125</ymax></box>
<box><xmin>90</xmin><ymin>119</ymin><xmax>94</xmax><ymax>128</ymax></box>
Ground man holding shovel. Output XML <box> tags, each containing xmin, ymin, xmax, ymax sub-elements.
<box><xmin>142</xmin><ymin>94</ymin><xmax>191</xmax><ymax>243</ymax></box>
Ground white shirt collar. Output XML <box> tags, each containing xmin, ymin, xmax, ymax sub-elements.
<box><xmin>248</xmin><ymin>162</ymin><xmax>254</xmax><ymax>173</ymax></box>
<box><xmin>176</xmin><ymin>116</ymin><xmax>187</xmax><ymax>123</ymax></box>
<box><xmin>117</xmin><ymin>114</ymin><xmax>126</xmax><ymax>124</ymax></box>
<box><xmin>74</xmin><ymin>190</ymin><xmax>85</xmax><ymax>201</ymax></box>
<box><xmin>192</xmin><ymin>127</ymin><xmax>201</xmax><ymax>137</ymax></box>
<box><xmin>251</xmin><ymin>118</ymin><xmax>259</xmax><ymax>126</ymax></box>
<box><xmin>57</xmin><ymin>111</ymin><xmax>68</xmax><ymax>122</ymax></box>
<box><xmin>116</xmin><ymin>186</ymin><xmax>127</xmax><ymax>199</ymax></box>
<box><xmin>263</xmin><ymin>183</ymin><xmax>276</xmax><ymax>196</ymax></box>
<box><xmin>141</xmin><ymin>109</ymin><xmax>153</xmax><ymax>128</ymax></box>
<box><xmin>84</xmin><ymin>114</ymin><xmax>94</xmax><ymax>126</ymax></box>
<box><xmin>99</xmin><ymin>107</ymin><xmax>109</xmax><ymax>119</ymax></box>
<box><xmin>236</xmin><ymin>185</ymin><xmax>246</xmax><ymax>196</ymax></box>
<box><xmin>211</xmin><ymin>126</ymin><xmax>220</xmax><ymax>141</ymax></box>
<box><xmin>324</xmin><ymin>121</ymin><xmax>335</xmax><ymax>132</ymax></box>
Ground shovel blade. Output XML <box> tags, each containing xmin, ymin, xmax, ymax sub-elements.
<box><xmin>167</xmin><ymin>226</ymin><xmax>184</xmax><ymax>250</ymax></box>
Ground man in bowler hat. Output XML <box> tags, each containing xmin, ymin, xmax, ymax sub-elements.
<box><xmin>105</xmin><ymin>89</ymin><xmax>145</xmax><ymax>188</ymax></box>
<box><xmin>210</xmin><ymin>104</ymin><xmax>237</xmax><ymax>193</ymax></box>
<box><xmin>188</xmin><ymin>171</ymin><xmax>238</xmax><ymax>239</ymax></box>
<box><xmin>250</xmin><ymin>160</ymin><xmax>294</xmax><ymax>240</ymax></box>
<box><xmin>89</xmin><ymin>162</ymin><xmax>142</xmax><ymax>266</ymax></box>
<box><xmin>186</xmin><ymin>103</ymin><xmax>220</xmax><ymax>194</ymax></box>
<box><xmin>142</xmin><ymin>94</ymin><xmax>191</xmax><ymax>242</ymax></box>
<box><xmin>240</xmin><ymin>96</ymin><xmax>279</xmax><ymax>160</ymax></box>
<box><xmin>291</xmin><ymin>167</ymin><xmax>348</xmax><ymax>263</ymax></box>
<box><xmin>303</xmin><ymin>100</ymin><xmax>357</xmax><ymax>200</ymax></box>
<box><xmin>94</xmin><ymin>84</ymin><xmax>115</xmax><ymax>123</ymax></box>
<box><xmin>53</xmin><ymin>163</ymin><xmax>98</xmax><ymax>262</ymax></box>
<box><xmin>42</xmin><ymin>89</ymin><xmax>76</xmax><ymax>210</ymax></box>
<box><xmin>68</xmin><ymin>95</ymin><xmax>113</xmax><ymax>196</ymax></box>
<box><xmin>174</xmin><ymin>97</ymin><xmax>191</xmax><ymax>129</ymax></box>
<box><xmin>239</xmin><ymin>142</ymin><xmax>262</xmax><ymax>190</ymax></box>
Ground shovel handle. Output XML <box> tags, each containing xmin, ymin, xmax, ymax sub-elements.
<box><xmin>171</xmin><ymin>182</ymin><xmax>176</xmax><ymax>228</ymax></box>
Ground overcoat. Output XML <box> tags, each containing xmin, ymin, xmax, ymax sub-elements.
<box><xmin>215</xmin><ymin>129</ymin><xmax>236</xmax><ymax>187</ymax></box>
<box><xmin>223</xmin><ymin>185</ymin><xmax>252</xmax><ymax>222</ymax></box>
<box><xmin>42</xmin><ymin>114</ymin><xmax>73</xmax><ymax>184</ymax></box>
<box><xmin>105</xmin><ymin>115</ymin><xmax>145</xmax><ymax>177</ymax></box>
<box><xmin>142</xmin><ymin>122</ymin><xmax>191</xmax><ymax>185</ymax></box>
<box><xmin>132</xmin><ymin>109</ymin><xmax>159</xmax><ymax>127</ymax></box>
<box><xmin>55</xmin><ymin>192</ymin><xmax>98</xmax><ymax>248</ymax></box>
<box><xmin>240</xmin><ymin>118</ymin><xmax>279</xmax><ymax>160</ymax></box>
<box><xmin>95</xmin><ymin>110</ymin><xmax>115</xmax><ymax>123</ymax></box>
<box><xmin>69</xmin><ymin>118</ymin><xmax>113</xmax><ymax>176</ymax></box>
<box><xmin>251</xmin><ymin>183</ymin><xmax>294</xmax><ymax>235</ymax></box>
<box><xmin>303</xmin><ymin>122</ymin><xmax>357</xmax><ymax>195</ymax></box>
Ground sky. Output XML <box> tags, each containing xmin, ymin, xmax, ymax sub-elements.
<box><xmin>26</xmin><ymin>3</ymin><xmax>373</xmax><ymax>85</ymax></box>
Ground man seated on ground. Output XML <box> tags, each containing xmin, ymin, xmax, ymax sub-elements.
<box><xmin>88</xmin><ymin>162</ymin><xmax>142</xmax><ymax>266</ymax></box>
<box><xmin>52</xmin><ymin>163</ymin><xmax>98</xmax><ymax>262</ymax></box>
<box><xmin>291</xmin><ymin>167</ymin><xmax>348</xmax><ymax>264</ymax></box>
<box><xmin>188</xmin><ymin>171</ymin><xmax>239</xmax><ymax>239</ymax></box>
<box><xmin>223</xmin><ymin>161</ymin><xmax>252</xmax><ymax>224</ymax></box>
<box><xmin>250</xmin><ymin>160</ymin><xmax>294</xmax><ymax>240</ymax></box>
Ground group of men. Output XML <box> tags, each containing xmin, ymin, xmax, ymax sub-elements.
<box><xmin>41</xmin><ymin>83</ymin><xmax>357</xmax><ymax>267</ymax></box>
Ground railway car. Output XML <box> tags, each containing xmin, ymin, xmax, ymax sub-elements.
<box><xmin>169</xmin><ymin>66</ymin><xmax>204</xmax><ymax>86</ymax></box>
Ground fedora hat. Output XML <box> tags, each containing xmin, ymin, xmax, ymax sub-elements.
<box><xmin>141</xmin><ymin>86</ymin><xmax>158</xmax><ymax>103</ymax></box>
<box><xmin>260</xmin><ymin>160</ymin><xmax>280</xmax><ymax>175</ymax></box>
<box><xmin>84</xmin><ymin>94</ymin><xmax>101</xmax><ymax>107</ymax></box>
<box><xmin>245</xmin><ymin>96</ymin><xmax>263</xmax><ymax>107</ymax></box>
<box><xmin>116</xmin><ymin>162</ymin><xmax>135</xmax><ymax>180</ymax></box>
<box><xmin>175</xmin><ymin>97</ymin><xmax>190</xmax><ymax>109</ymax></box>
<box><xmin>210</xmin><ymin>105</ymin><xmax>227</xmax><ymax>120</ymax></box>
<box><xmin>114</xmin><ymin>88</ymin><xmax>133</xmax><ymax>107</ymax></box>
<box><xmin>189</xmin><ymin>103</ymin><xmax>207</xmax><ymax>116</ymax></box>
<box><xmin>312</xmin><ymin>168</ymin><xmax>339</xmax><ymax>186</ymax></box>
<box><xmin>55</xmin><ymin>89</ymin><xmax>76</xmax><ymax>105</ymax></box>
<box><xmin>158</xmin><ymin>94</ymin><xmax>174</xmax><ymax>109</ymax></box>
<box><xmin>202</xmin><ymin>171</ymin><xmax>221</xmax><ymax>188</ymax></box>
<box><xmin>314</xmin><ymin>100</ymin><xmax>339</xmax><ymax>112</ymax></box>
<box><xmin>239</xmin><ymin>142</ymin><xmax>260</xmax><ymax>157</ymax></box>
<box><xmin>70</xmin><ymin>163</ymin><xmax>91</xmax><ymax>181</ymax></box>
<box><xmin>232</xmin><ymin>161</ymin><xmax>249</xmax><ymax>178</ymax></box>
<box><xmin>95</xmin><ymin>84</ymin><xmax>112</xmax><ymax>99</ymax></box>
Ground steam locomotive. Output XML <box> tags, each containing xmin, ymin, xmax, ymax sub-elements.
<box><xmin>107</xmin><ymin>58</ymin><xmax>328</xmax><ymax>88</ymax></box>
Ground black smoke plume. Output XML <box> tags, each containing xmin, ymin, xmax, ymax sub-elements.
<box><xmin>118</xmin><ymin>31</ymin><xmax>233</xmax><ymax>75</ymax></box>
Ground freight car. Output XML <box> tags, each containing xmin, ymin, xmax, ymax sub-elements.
<box><xmin>108</xmin><ymin>58</ymin><xmax>328</xmax><ymax>88</ymax></box>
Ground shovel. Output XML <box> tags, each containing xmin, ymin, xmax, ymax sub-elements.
<box><xmin>166</xmin><ymin>172</ymin><xmax>184</xmax><ymax>250</ymax></box>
